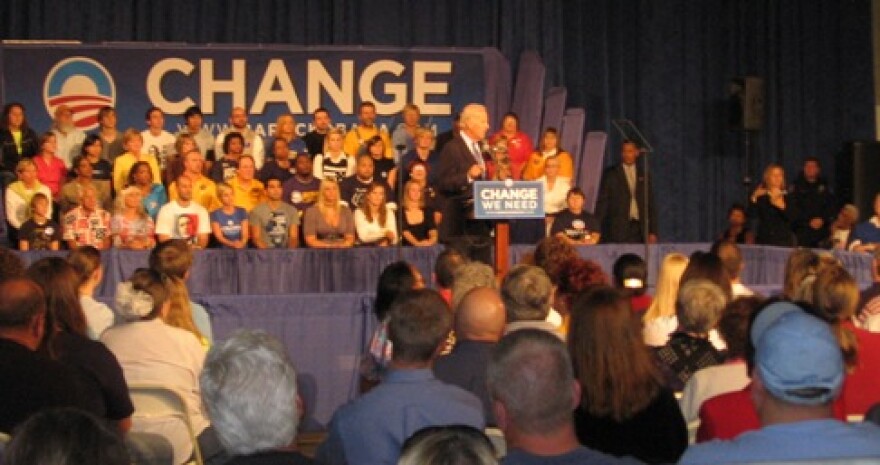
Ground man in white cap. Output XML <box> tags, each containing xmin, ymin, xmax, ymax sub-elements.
<box><xmin>680</xmin><ymin>301</ymin><xmax>880</xmax><ymax>464</ymax></box>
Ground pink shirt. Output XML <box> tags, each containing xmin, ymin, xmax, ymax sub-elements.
<box><xmin>34</xmin><ymin>154</ymin><xmax>68</xmax><ymax>198</ymax></box>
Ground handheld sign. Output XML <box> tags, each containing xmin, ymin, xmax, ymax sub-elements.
<box><xmin>473</xmin><ymin>180</ymin><xmax>545</xmax><ymax>219</ymax></box>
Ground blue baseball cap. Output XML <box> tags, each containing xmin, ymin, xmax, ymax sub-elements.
<box><xmin>752</xmin><ymin>301</ymin><xmax>844</xmax><ymax>406</ymax></box>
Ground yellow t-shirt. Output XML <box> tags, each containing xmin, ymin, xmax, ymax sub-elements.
<box><xmin>168</xmin><ymin>175</ymin><xmax>221</xmax><ymax>211</ymax></box>
<box><xmin>112</xmin><ymin>152</ymin><xmax>162</xmax><ymax>193</ymax></box>
<box><xmin>343</xmin><ymin>126</ymin><xmax>393</xmax><ymax>159</ymax></box>
<box><xmin>229</xmin><ymin>177</ymin><xmax>266</xmax><ymax>212</ymax></box>
<box><xmin>520</xmin><ymin>150</ymin><xmax>575</xmax><ymax>181</ymax></box>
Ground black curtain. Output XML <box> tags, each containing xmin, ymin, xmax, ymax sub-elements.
<box><xmin>1</xmin><ymin>0</ymin><xmax>873</xmax><ymax>241</ymax></box>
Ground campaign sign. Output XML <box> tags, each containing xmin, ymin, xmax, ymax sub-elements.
<box><xmin>0</xmin><ymin>43</ymin><xmax>494</xmax><ymax>137</ymax></box>
<box><xmin>474</xmin><ymin>181</ymin><xmax>545</xmax><ymax>219</ymax></box>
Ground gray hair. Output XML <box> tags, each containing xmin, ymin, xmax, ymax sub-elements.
<box><xmin>487</xmin><ymin>329</ymin><xmax>574</xmax><ymax>433</ymax></box>
<box><xmin>451</xmin><ymin>262</ymin><xmax>497</xmax><ymax>310</ymax></box>
<box><xmin>501</xmin><ymin>265</ymin><xmax>552</xmax><ymax>322</ymax></box>
<box><xmin>200</xmin><ymin>330</ymin><xmax>299</xmax><ymax>455</ymax></box>
<box><xmin>676</xmin><ymin>279</ymin><xmax>727</xmax><ymax>333</ymax></box>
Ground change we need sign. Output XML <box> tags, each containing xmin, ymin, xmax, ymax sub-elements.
<box><xmin>474</xmin><ymin>181</ymin><xmax>545</xmax><ymax>219</ymax></box>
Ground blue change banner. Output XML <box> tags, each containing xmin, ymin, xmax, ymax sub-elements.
<box><xmin>474</xmin><ymin>180</ymin><xmax>545</xmax><ymax>219</ymax></box>
<box><xmin>0</xmin><ymin>43</ymin><xmax>495</xmax><ymax>138</ymax></box>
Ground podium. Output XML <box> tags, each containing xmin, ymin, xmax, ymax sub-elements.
<box><xmin>473</xmin><ymin>180</ymin><xmax>546</xmax><ymax>276</ymax></box>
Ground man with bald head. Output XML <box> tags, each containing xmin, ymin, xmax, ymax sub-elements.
<box><xmin>0</xmin><ymin>278</ymin><xmax>87</xmax><ymax>433</ymax></box>
<box><xmin>434</xmin><ymin>286</ymin><xmax>506</xmax><ymax>425</ymax></box>
<box><xmin>214</xmin><ymin>107</ymin><xmax>265</xmax><ymax>168</ymax></box>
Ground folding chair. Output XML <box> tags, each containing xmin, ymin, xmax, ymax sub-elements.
<box><xmin>128</xmin><ymin>383</ymin><xmax>203</xmax><ymax>465</ymax></box>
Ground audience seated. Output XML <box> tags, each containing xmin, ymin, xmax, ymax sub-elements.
<box><xmin>400</xmin><ymin>179</ymin><xmax>439</xmax><ymax>247</ymax></box>
<box><xmin>717</xmin><ymin>203</ymin><xmax>755</xmax><ymax>245</ymax></box>
<box><xmin>210</xmin><ymin>132</ymin><xmax>243</xmax><ymax>183</ymax></box>
<box><xmin>360</xmin><ymin>261</ymin><xmax>425</xmax><ymax>386</ymax></box>
<box><xmin>127</xmin><ymin>161</ymin><xmax>167</xmax><ymax>221</ymax></box>
<box><xmin>552</xmin><ymin>257</ymin><xmax>609</xmax><ymax>331</ymax></box>
<box><xmin>249</xmin><ymin>177</ymin><xmax>298</xmax><ymax>249</ymax></box>
<box><xmin>62</xmin><ymin>155</ymin><xmax>112</xmax><ymax>213</ymax></box>
<box><xmin>339</xmin><ymin>154</ymin><xmax>393</xmax><ymax>210</ymax></box>
<box><xmin>313</xmin><ymin>128</ymin><xmax>354</xmax><ymax>182</ymax></box>
<box><xmin>521</xmin><ymin>127</ymin><xmax>574</xmax><ymax>181</ymax></box>
<box><xmin>169</xmin><ymin>150</ymin><xmax>221</xmax><ymax>211</ymax></box>
<box><xmin>434</xmin><ymin>286</ymin><xmax>506</xmax><ymax>425</ymax></box>
<box><xmin>398</xmin><ymin>425</ymin><xmax>498</xmax><ymax>465</ymax></box>
<box><xmin>112</xmin><ymin>129</ymin><xmax>161</xmax><ymax>196</ymax></box>
<box><xmin>538</xmin><ymin>155</ymin><xmax>570</xmax><ymax>218</ymax></box>
<box><xmin>0</xmin><ymin>278</ymin><xmax>90</xmax><ymax>434</ymax></box>
<box><xmin>681</xmin><ymin>301</ymin><xmax>880</xmax><ymax>463</ymax></box>
<box><xmin>488</xmin><ymin>112</ymin><xmax>533</xmax><ymax>179</ymax></box>
<box><xmin>712</xmin><ymin>240</ymin><xmax>754</xmax><ymax>297</ymax></box>
<box><xmin>5</xmin><ymin>159</ymin><xmax>52</xmax><ymax>243</ymax></box>
<box><xmin>258</xmin><ymin>137</ymin><xmax>297</xmax><ymax>184</ymax></box>
<box><xmin>149</xmin><ymin>240</ymin><xmax>213</xmax><ymax>345</ymax></box>
<box><xmin>140</xmin><ymin>107</ymin><xmax>176</xmax><ymax>172</ymax></box>
<box><xmin>95</xmin><ymin>106</ymin><xmax>125</xmax><ymax>163</ymax></box>
<box><xmin>17</xmin><ymin>192</ymin><xmax>60</xmax><ymax>250</ymax></box>
<box><xmin>201</xmin><ymin>330</ymin><xmax>313</xmax><ymax>465</ymax></box>
<box><xmin>102</xmin><ymin>268</ymin><xmax>211</xmax><ymax>464</ymax></box>
<box><xmin>79</xmin><ymin>134</ymin><xmax>113</xmax><ymax>192</ymax></box>
<box><xmin>809</xmin><ymin>265</ymin><xmax>880</xmax><ymax>417</ymax></box>
<box><xmin>156</xmin><ymin>175</ymin><xmax>211</xmax><ymax>248</ymax></box>
<box><xmin>432</xmin><ymin>247</ymin><xmax>467</xmax><ymax>305</ymax></box>
<box><xmin>303</xmin><ymin>178</ymin><xmax>355</xmax><ymax>248</ymax></box>
<box><xmin>50</xmin><ymin>105</ymin><xmax>86</xmax><ymax>169</ymax></box>
<box><xmin>273</xmin><ymin>113</ymin><xmax>308</xmax><ymax>156</ymax></box>
<box><xmin>301</xmin><ymin>107</ymin><xmax>331</xmax><ymax>158</ymax></box>
<box><xmin>501</xmin><ymin>265</ymin><xmax>562</xmax><ymax>336</ymax></box>
<box><xmin>62</xmin><ymin>185</ymin><xmax>111</xmax><ymax>250</ymax></box>
<box><xmin>229</xmin><ymin>155</ymin><xmax>265</xmax><ymax>212</ymax></box>
<box><xmin>175</xmin><ymin>105</ymin><xmax>215</xmax><ymax>167</ymax></box>
<box><xmin>824</xmin><ymin>203</ymin><xmax>860</xmax><ymax>250</ymax></box>
<box><xmin>211</xmin><ymin>182</ymin><xmax>249</xmax><ymax>249</ymax></box>
<box><xmin>111</xmin><ymin>186</ymin><xmax>156</xmax><ymax>250</ymax></box>
<box><xmin>365</xmin><ymin>135</ymin><xmax>397</xmax><ymax>188</ymax></box>
<box><xmin>33</xmin><ymin>131</ymin><xmax>66</xmax><ymax>200</ymax></box>
<box><xmin>642</xmin><ymin>252</ymin><xmax>689</xmax><ymax>347</ymax></box>
<box><xmin>0</xmin><ymin>103</ymin><xmax>39</xmax><ymax>184</ymax></box>
<box><xmin>281</xmin><ymin>153</ymin><xmax>321</xmax><ymax>213</ymax></box>
<box><xmin>782</xmin><ymin>247</ymin><xmax>819</xmax><ymax>299</ymax></box>
<box><xmin>4</xmin><ymin>408</ymin><xmax>130</xmax><ymax>465</ymax></box>
<box><xmin>354</xmin><ymin>182</ymin><xmax>397</xmax><ymax>246</ymax></box>
<box><xmin>343</xmin><ymin>101</ymin><xmax>392</xmax><ymax>159</ymax></box>
<box><xmin>549</xmin><ymin>187</ymin><xmax>601</xmax><ymax>245</ymax></box>
<box><xmin>317</xmin><ymin>289</ymin><xmax>484</xmax><ymax>465</ymax></box>
<box><xmin>654</xmin><ymin>279</ymin><xmax>727</xmax><ymax>392</ymax></box>
<box><xmin>851</xmin><ymin>192</ymin><xmax>880</xmax><ymax>253</ymax></box>
<box><xmin>488</xmin><ymin>329</ymin><xmax>640</xmax><ymax>465</ymax></box>
<box><xmin>857</xmin><ymin>248</ymin><xmax>880</xmax><ymax>331</ymax></box>
<box><xmin>391</xmin><ymin>103</ymin><xmax>421</xmax><ymax>154</ymax></box>
<box><xmin>450</xmin><ymin>261</ymin><xmax>498</xmax><ymax>310</ymax></box>
<box><xmin>679</xmin><ymin>296</ymin><xmax>761</xmax><ymax>425</ymax></box>
<box><xmin>214</xmin><ymin>107</ymin><xmax>265</xmax><ymax>168</ymax></box>
<box><xmin>569</xmin><ymin>287</ymin><xmax>687</xmax><ymax>463</ymax></box>
<box><xmin>611</xmin><ymin>253</ymin><xmax>651</xmax><ymax>314</ymax></box>
<box><xmin>26</xmin><ymin>257</ymin><xmax>134</xmax><ymax>432</ymax></box>
<box><xmin>67</xmin><ymin>246</ymin><xmax>115</xmax><ymax>339</ymax></box>
<box><xmin>398</xmin><ymin>127</ymin><xmax>439</xmax><ymax>187</ymax></box>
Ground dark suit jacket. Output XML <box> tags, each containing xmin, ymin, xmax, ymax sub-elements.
<box><xmin>594</xmin><ymin>162</ymin><xmax>657</xmax><ymax>243</ymax></box>
<box><xmin>434</xmin><ymin>134</ymin><xmax>482</xmax><ymax>241</ymax></box>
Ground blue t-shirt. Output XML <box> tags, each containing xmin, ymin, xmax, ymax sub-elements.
<box><xmin>142</xmin><ymin>184</ymin><xmax>168</xmax><ymax>220</ymax></box>
<box><xmin>210</xmin><ymin>207</ymin><xmax>248</xmax><ymax>245</ymax></box>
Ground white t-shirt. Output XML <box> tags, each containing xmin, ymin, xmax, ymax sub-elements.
<box><xmin>140</xmin><ymin>129</ymin><xmax>176</xmax><ymax>168</ymax></box>
<box><xmin>80</xmin><ymin>295</ymin><xmax>114</xmax><ymax>340</ymax></box>
<box><xmin>155</xmin><ymin>200</ymin><xmax>211</xmax><ymax>244</ymax></box>
<box><xmin>101</xmin><ymin>318</ymin><xmax>207</xmax><ymax>465</ymax></box>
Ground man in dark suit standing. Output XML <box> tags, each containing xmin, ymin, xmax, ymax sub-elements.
<box><xmin>434</xmin><ymin>104</ymin><xmax>491</xmax><ymax>242</ymax></box>
<box><xmin>595</xmin><ymin>140</ymin><xmax>658</xmax><ymax>243</ymax></box>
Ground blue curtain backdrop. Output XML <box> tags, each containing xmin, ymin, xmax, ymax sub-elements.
<box><xmin>0</xmin><ymin>0</ymin><xmax>873</xmax><ymax>241</ymax></box>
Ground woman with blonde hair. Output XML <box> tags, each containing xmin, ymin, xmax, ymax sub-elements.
<box><xmin>400</xmin><ymin>180</ymin><xmax>438</xmax><ymax>247</ymax></box>
<box><xmin>303</xmin><ymin>177</ymin><xmax>355</xmax><ymax>248</ymax></box>
<box><xmin>643</xmin><ymin>252</ymin><xmax>689</xmax><ymax>346</ymax></box>
<box><xmin>313</xmin><ymin>127</ymin><xmax>353</xmax><ymax>182</ymax></box>
<box><xmin>398</xmin><ymin>425</ymin><xmax>497</xmax><ymax>465</ymax></box>
<box><xmin>110</xmin><ymin>186</ymin><xmax>155</xmax><ymax>250</ymax></box>
<box><xmin>750</xmin><ymin>163</ymin><xmax>796</xmax><ymax>246</ymax></box>
<box><xmin>569</xmin><ymin>286</ymin><xmax>687</xmax><ymax>463</ymax></box>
